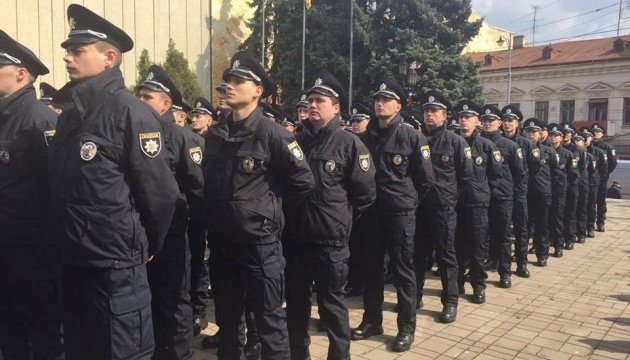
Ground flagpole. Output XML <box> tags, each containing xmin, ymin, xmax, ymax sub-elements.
<box><xmin>261</xmin><ymin>0</ymin><xmax>266</xmax><ymax>67</ymax></box>
<box><xmin>348</xmin><ymin>0</ymin><xmax>354</xmax><ymax>114</ymax></box>
<box><xmin>301</xmin><ymin>0</ymin><xmax>306</xmax><ymax>90</ymax></box>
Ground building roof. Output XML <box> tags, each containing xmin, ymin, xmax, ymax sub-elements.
<box><xmin>467</xmin><ymin>35</ymin><xmax>630</xmax><ymax>73</ymax></box>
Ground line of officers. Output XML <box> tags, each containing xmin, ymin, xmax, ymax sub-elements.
<box><xmin>0</xmin><ymin>5</ymin><xmax>618</xmax><ymax>360</ymax></box>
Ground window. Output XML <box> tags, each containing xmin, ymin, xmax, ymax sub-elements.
<box><xmin>588</xmin><ymin>98</ymin><xmax>608</xmax><ymax>121</ymax></box>
<box><xmin>624</xmin><ymin>98</ymin><xmax>630</xmax><ymax>125</ymax></box>
<box><xmin>560</xmin><ymin>100</ymin><xmax>575</xmax><ymax>123</ymax></box>
<box><xmin>535</xmin><ymin>101</ymin><xmax>549</xmax><ymax>123</ymax></box>
<box><xmin>485</xmin><ymin>103</ymin><xmax>498</xmax><ymax>108</ymax></box>
<box><xmin>509</xmin><ymin>103</ymin><xmax>520</xmax><ymax>110</ymax></box>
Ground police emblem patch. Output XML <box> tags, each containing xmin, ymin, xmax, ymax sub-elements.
<box><xmin>359</xmin><ymin>154</ymin><xmax>370</xmax><ymax>172</ymax></box>
<box><xmin>139</xmin><ymin>132</ymin><xmax>162</xmax><ymax>158</ymax></box>
<box><xmin>352</xmin><ymin>108</ymin><xmax>357</xmax><ymax>115</ymax></box>
<box><xmin>242</xmin><ymin>157</ymin><xmax>255</xmax><ymax>173</ymax></box>
<box><xmin>475</xmin><ymin>156</ymin><xmax>483</xmax><ymax>165</ymax></box>
<box><xmin>300</xmin><ymin>94</ymin><xmax>307</xmax><ymax>101</ymax></box>
<box><xmin>189</xmin><ymin>146</ymin><xmax>202</xmax><ymax>165</ymax></box>
<box><xmin>379</xmin><ymin>83</ymin><xmax>387</xmax><ymax>91</ymax></box>
<box><xmin>532</xmin><ymin>148</ymin><xmax>540</xmax><ymax>158</ymax></box>
<box><xmin>80</xmin><ymin>141</ymin><xmax>97</xmax><ymax>161</ymax></box>
<box><xmin>147</xmin><ymin>72</ymin><xmax>154</xmax><ymax>80</ymax></box>
<box><xmin>232</xmin><ymin>59</ymin><xmax>240</xmax><ymax>69</ymax></box>
<box><xmin>393</xmin><ymin>154</ymin><xmax>403</xmax><ymax>165</ymax></box>
<box><xmin>441</xmin><ymin>154</ymin><xmax>450</xmax><ymax>163</ymax></box>
<box><xmin>464</xmin><ymin>147</ymin><xmax>472</xmax><ymax>159</ymax></box>
<box><xmin>44</xmin><ymin>130</ymin><xmax>56</xmax><ymax>146</ymax></box>
<box><xmin>325</xmin><ymin>160</ymin><xmax>336</xmax><ymax>173</ymax></box>
<box><xmin>314</xmin><ymin>78</ymin><xmax>323</xmax><ymax>86</ymax></box>
<box><xmin>428</xmin><ymin>96</ymin><xmax>435</xmax><ymax>102</ymax></box>
<box><xmin>288</xmin><ymin>141</ymin><xmax>304</xmax><ymax>161</ymax></box>
<box><xmin>69</xmin><ymin>17</ymin><xmax>76</xmax><ymax>30</ymax></box>
<box><xmin>517</xmin><ymin>148</ymin><xmax>523</xmax><ymax>159</ymax></box>
<box><xmin>555</xmin><ymin>153</ymin><xmax>560</xmax><ymax>163</ymax></box>
<box><xmin>572</xmin><ymin>157</ymin><xmax>578</xmax><ymax>168</ymax></box>
<box><xmin>493</xmin><ymin>150</ymin><xmax>502</xmax><ymax>162</ymax></box>
<box><xmin>0</xmin><ymin>147</ymin><xmax>9</xmax><ymax>164</ymax></box>
<box><xmin>421</xmin><ymin>145</ymin><xmax>430</xmax><ymax>159</ymax></box>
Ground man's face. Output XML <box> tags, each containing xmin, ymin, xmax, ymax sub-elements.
<box><xmin>351</xmin><ymin>119</ymin><xmax>369</xmax><ymax>134</ymax></box>
<box><xmin>297</xmin><ymin>107</ymin><xmax>309</xmax><ymax>122</ymax></box>
<box><xmin>224</xmin><ymin>76</ymin><xmax>262</xmax><ymax>108</ymax></box>
<box><xmin>585</xmin><ymin>135</ymin><xmax>593</xmax><ymax>147</ymax></box>
<box><xmin>284</xmin><ymin>123</ymin><xmax>295</xmax><ymax>133</ymax></box>
<box><xmin>307</xmin><ymin>93</ymin><xmax>339</xmax><ymax>124</ymax></box>
<box><xmin>501</xmin><ymin>117</ymin><xmax>519</xmax><ymax>134</ymax></box>
<box><xmin>374</xmin><ymin>96</ymin><xmax>401</xmax><ymax>120</ymax></box>
<box><xmin>593</xmin><ymin>131</ymin><xmax>604</xmax><ymax>140</ymax></box>
<box><xmin>63</xmin><ymin>44</ymin><xmax>109</xmax><ymax>81</ymax></box>
<box><xmin>481</xmin><ymin>118</ymin><xmax>501</xmax><ymax>132</ymax></box>
<box><xmin>137</xmin><ymin>88</ymin><xmax>170</xmax><ymax>115</ymax></box>
<box><xmin>525</xmin><ymin>129</ymin><xmax>541</xmax><ymax>142</ymax></box>
<box><xmin>191</xmin><ymin>113</ymin><xmax>211</xmax><ymax>132</ymax></box>
<box><xmin>423</xmin><ymin>107</ymin><xmax>447</xmax><ymax>127</ymax></box>
<box><xmin>173</xmin><ymin>110</ymin><xmax>187</xmax><ymax>127</ymax></box>
<box><xmin>563</xmin><ymin>132</ymin><xmax>573</xmax><ymax>143</ymax></box>
<box><xmin>575</xmin><ymin>139</ymin><xmax>585</xmax><ymax>149</ymax></box>
<box><xmin>549</xmin><ymin>133</ymin><xmax>563</xmax><ymax>147</ymax></box>
<box><xmin>541</xmin><ymin>129</ymin><xmax>548</xmax><ymax>139</ymax></box>
<box><xmin>0</xmin><ymin>65</ymin><xmax>22</xmax><ymax>97</ymax></box>
<box><xmin>217</xmin><ymin>91</ymin><xmax>231</xmax><ymax>112</ymax></box>
<box><xmin>458</xmin><ymin>114</ymin><xmax>479</xmax><ymax>134</ymax></box>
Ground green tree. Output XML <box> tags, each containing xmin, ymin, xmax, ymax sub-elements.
<box><xmin>131</xmin><ymin>49</ymin><xmax>154</xmax><ymax>94</ymax></box>
<box><xmin>163</xmin><ymin>39</ymin><xmax>204</xmax><ymax>105</ymax></box>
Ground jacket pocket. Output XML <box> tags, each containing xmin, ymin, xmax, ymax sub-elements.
<box><xmin>109</xmin><ymin>287</ymin><xmax>152</xmax><ymax>360</ymax></box>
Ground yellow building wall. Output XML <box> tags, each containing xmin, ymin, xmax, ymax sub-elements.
<box><xmin>463</xmin><ymin>12</ymin><xmax>514</xmax><ymax>54</ymax></box>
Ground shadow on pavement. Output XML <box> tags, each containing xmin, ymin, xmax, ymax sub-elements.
<box><xmin>579</xmin><ymin>338</ymin><xmax>630</xmax><ymax>353</ymax></box>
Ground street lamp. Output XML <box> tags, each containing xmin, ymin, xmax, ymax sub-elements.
<box><xmin>497</xmin><ymin>35</ymin><xmax>513</xmax><ymax>104</ymax></box>
<box><xmin>398</xmin><ymin>61</ymin><xmax>408</xmax><ymax>76</ymax></box>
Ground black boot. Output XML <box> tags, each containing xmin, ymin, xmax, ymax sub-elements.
<box><xmin>499</xmin><ymin>274</ymin><xmax>512</xmax><ymax>288</ymax></box>
<box><xmin>244</xmin><ymin>341</ymin><xmax>262</xmax><ymax>360</ymax></box>
<box><xmin>564</xmin><ymin>242</ymin><xmax>575</xmax><ymax>250</ymax></box>
<box><xmin>596</xmin><ymin>224</ymin><xmax>605</xmax><ymax>232</ymax></box>
<box><xmin>553</xmin><ymin>247</ymin><xmax>563</xmax><ymax>258</ymax></box>
<box><xmin>193</xmin><ymin>316</ymin><xmax>208</xmax><ymax>336</ymax></box>
<box><xmin>351</xmin><ymin>322</ymin><xmax>383</xmax><ymax>340</ymax></box>
<box><xmin>391</xmin><ymin>332</ymin><xmax>414</xmax><ymax>352</ymax></box>
<box><xmin>440</xmin><ymin>305</ymin><xmax>457</xmax><ymax>323</ymax></box>
<box><xmin>516</xmin><ymin>263</ymin><xmax>530</xmax><ymax>278</ymax></box>
<box><xmin>472</xmin><ymin>288</ymin><xmax>486</xmax><ymax>304</ymax></box>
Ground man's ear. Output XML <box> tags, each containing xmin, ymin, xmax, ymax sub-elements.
<box><xmin>254</xmin><ymin>84</ymin><xmax>264</xmax><ymax>98</ymax></box>
<box><xmin>103</xmin><ymin>48</ymin><xmax>118</xmax><ymax>68</ymax></box>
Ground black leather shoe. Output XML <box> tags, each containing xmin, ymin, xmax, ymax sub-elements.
<box><xmin>576</xmin><ymin>236</ymin><xmax>586</xmax><ymax>244</ymax></box>
<box><xmin>596</xmin><ymin>224</ymin><xmax>605</xmax><ymax>232</ymax></box>
<box><xmin>587</xmin><ymin>230</ymin><xmax>595</xmax><ymax>238</ymax></box>
<box><xmin>440</xmin><ymin>305</ymin><xmax>457</xmax><ymax>323</ymax></box>
<box><xmin>193</xmin><ymin>316</ymin><xmax>208</xmax><ymax>336</ymax></box>
<box><xmin>351</xmin><ymin>322</ymin><xmax>383</xmax><ymax>340</ymax></box>
<box><xmin>483</xmin><ymin>260</ymin><xmax>497</xmax><ymax>271</ymax></box>
<box><xmin>564</xmin><ymin>242</ymin><xmax>574</xmax><ymax>250</ymax></box>
<box><xmin>391</xmin><ymin>332</ymin><xmax>414</xmax><ymax>352</ymax></box>
<box><xmin>344</xmin><ymin>285</ymin><xmax>363</xmax><ymax>297</ymax></box>
<box><xmin>244</xmin><ymin>341</ymin><xmax>262</xmax><ymax>360</ymax></box>
<box><xmin>472</xmin><ymin>288</ymin><xmax>486</xmax><ymax>304</ymax></box>
<box><xmin>416</xmin><ymin>298</ymin><xmax>423</xmax><ymax>309</ymax></box>
<box><xmin>516</xmin><ymin>264</ymin><xmax>530</xmax><ymax>278</ymax></box>
<box><xmin>201</xmin><ymin>332</ymin><xmax>220</xmax><ymax>349</ymax></box>
<box><xmin>553</xmin><ymin>248</ymin><xmax>563</xmax><ymax>258</ymax></box>
<box><xmin>458</xmin><ymin>283</ymin><xmax>465</xmax><ymax>295</ymax></box>
<box><xmin>536</xmin><ymin>258</ymin><xmax>547</xmax><ymax>267</ymax></box>
<box><xmin>499</xmin><ymin>274</ymin><xmax>512</xmax><ymax>288</ymax></box>
<box><xmin>528</xmin><ymin>247</ymin><xmax>536</xmax><ymax>254</ymax></box>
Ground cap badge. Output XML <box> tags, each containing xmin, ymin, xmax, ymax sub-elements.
<box><xmin>485</xmin><ymin>109</ymin><xmax>491</xmax><ymax>115</ymax></box>
<box><xmin>506</xmin><ymin>108</ymin><xmax>512</xmax><ymax>114</ymax></box>
<box><xmin>529</xmin><ymin>121</ymin><xmax>534</xmax><ymax>126</ymax></box>
<box><xmin>196</xmin><ymin>102</ymin><xmax>201</xmax><ymax>108</ymax></box>
<box><xmin>147</xmin><ymin>72</ymin><xmax>154</xmax><ymax>80</ymax></box>
<box><xmin>300</xmin><ymin>94</ymin><xmax>306</xmax><ymax>101</ymax></box>
<box><xmin>463</xmin><ymin>104</ymin><xmax>469</xmax><ymax>110</ymax></box>
<box><xmin>232</xmin><ymin>59</ymin><xmax>240</xmax><ymax>69</ymax></box>
<box><xmin>314</xmin><ymin>78</ymin><xmax>323</xmax><ymax>86</ymax></box>
<box><xmin>352</xmin><ymin>108</ymin><xmax>357</xmax><ymax>115</ymax></box>
<box><xmin>379</xmin><ymin>83</ymin><xmax>387</xmax><ymax>91</ymax></box>
<box><xmin>69</xmin><ymin>17</ymin><xmax>76</xmax><ymax>31</ymax></box>
<box><xmin>428</xmin><ymin>96</ymin><xmax>435</xmax><ymax>102</ymax></box>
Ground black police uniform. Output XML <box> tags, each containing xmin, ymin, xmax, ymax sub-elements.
<box><xmin>202</xmin><ymin>51</ymin><xmax>315</xmax><ymax>360</ymax></box>
<box><xmin>48</xmin><ymin>6</ymin><xmax>180</xmax><ymax>360</ymax></box>
<box><xmin>286</xmin><ymin>87</ymin><xmax>376</xmax><ymax>359</ymax></box>
<box><xmin>586</xmin><ymin>141</ymin><xmax>606</xmax><ymax>235</ymax></box>
<box><xmin>562</xmin><ymin>125</ymin><xmax>584</xmax><ymax>247</ymax></box>
<box><xmin>415</xmin><ymin>91</ymin><xmax>472</xmax><ymax>319</ymax></box>
<box><xmin>591</xmin><ymin>125</ymin><xmax>617</xmax><ymax>231</ymax></box>
<box><xmin>576</xmin><ymin>140</ymin><xmax>593</xmax><ymax>242</ymax></box>
<box><xmin>139</xmin><ymin>66</ymin><xmax>205</xmax><ymax>360</ymax></box>
<box><xmin>0</xmin><ymin>30</ymin><xmax>64</xmax><ymax>360</ymax></box>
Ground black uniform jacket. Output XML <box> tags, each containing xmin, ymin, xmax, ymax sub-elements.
<box><xmin>528</xmin><ymin>142</ymin><xmax>559</xmax><ymax>196</ymax></box>
<box><xmin>359</xmin><ymin>115</ymin><xmax>435</xmax><ymax>213</ymax></box>
<box><xmin>482</xmin><ymin>130</ymin><xmax>526</xmax><ymax>201</ymax></box>
<box><xmin>457</xmin><ymin>130</ymin><xmax>503</xmax><ymax>207</ymax></box>
<box><xmin>0</xmin><ymin>84</ymin><xmax>57</xmax><ymax>243</ymax></box>
<box><xmin>593</xmin><ymin>139</ymin><xmax>617</xmax><ymax>174</ymax></box>
<box><xmin>587</xmin><ymin>144</ymin><xmax>608</xmax><ymax>187</ymax></box>
<box><xmin>202</xmin><ymin>107</ymin><xmax>314</xmax><ymax>244</ymax></box>
<box><xmin>553</xmin><ymin>145</ymin><xmax>578</xmax><ymax>196</ymax></box>
<box><xmin>295</xmin><ymin>117</ymin><xmax>376</xmax><ymax>246</ymax></box>
<box><xmin>48</xmin><ymin>68</ymin><xmax>180</xmax><ymax>268</ymax></box>
<box><xmin>566</xmin><ymin>142</ymin><xmax>587</xmax><ymax>188</ymax></box>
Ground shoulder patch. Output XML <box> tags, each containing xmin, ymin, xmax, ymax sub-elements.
<box><xmin>555</xmin><ymin>153</ymin><xmax>560</xmax><ymax>163</ymax></box>
<box><xmin>0</xmin><ymin>147</ymin><xmax>9</xmax><ymax>164</ymax></box>
<box><xmin>516</xmin><ymin>148</ymin><xmax>523</xmax><ymax>159</ymax></box>
<box><xmin>288</xmin><ymin>141</ymin><xmax>304</xmax><ymax>161</ymax></box>
<box><xmin>611</xmin><ymin>149</ymin><xmax>616</xmax><ymax>156</ymax></box>
<box><xmin>359</xmin><ymin>154</ymin><xmax>370</xmax><ymax>172</ymax></box>
<box><xmin>189</xmin><ymin>146</ymin><xmax>202</xmax><ymax>165</ymax></box>
<box><xmin>44</xmin><ymin>130</ymin><xmax>56</xmax><ymax>146</ymax></box>
<box><xmin>139</xmin><ymin>132</ymin><xmax>162</xmax><ymax>158</ymax></box>
<box><xmin>604</xmin><ymin>154</ymin><xmax>608</xmax><ymax>161</ymax></box>
<box><xmin>420</xmin><ymin>144</ymin><xmax>430</xmax><ymax>159</ymax></box>
<box><xmin>532</xmin><ymin>148</ymin><xmax>540</xmax><ymax>158</ymax></box>
<box><xmin>464</xmin><ymin>146</ymin><xmax>472</xmax><ymax>160</ymax></box>
<box><xmin>493</xmin><ymin>149</ymin><xmax>502</xmax><ymax>163</ymax></box>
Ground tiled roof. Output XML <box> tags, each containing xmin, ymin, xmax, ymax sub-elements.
<box><xmin>466</xmin><ymin>35</ymin><xmax>630</xmax><ymax>72</ymax></box>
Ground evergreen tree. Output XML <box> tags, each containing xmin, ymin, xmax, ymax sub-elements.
<box><xmin>132</xmin><ymin>49</ymin><xmax>154</xmax><ymax>94</ymax></box>
<box><xmin>163</xmin><ymin>39</ymin><xmax>204</xmax><ymax>105</ymax></box>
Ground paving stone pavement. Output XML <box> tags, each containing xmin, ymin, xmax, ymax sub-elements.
<box><xmin>193</xmin><ymin>199</ymin><xmax>630</xmax><ymax>359</ymax></box>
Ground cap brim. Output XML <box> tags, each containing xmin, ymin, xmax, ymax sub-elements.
<box><xmin>457</xmin><ymin>110</ymin><xmax>479</xmax><ymax>117</ymax></box>
<box><xmin>192</xmin><ymin>109</ymin><xmax>213</xmax><ymax>116</ymax></box>
<box><xmin>139</xmin><ymin>81</ymin><xmax>170</xmax><ymax>95</ymax></box>
<box><xmin>61</xmin><ymin>36</ymin><xmax>100</xmax><ymax>49</ymax></box>
<box><xmin>524</xmin><ymin>126</ymin><xmax>542</xmax><ymax>131</ymax></box>
<box><xmin>307</xmin><ymin>87</ymin><xmax>338</xmax><ymax>99</ymax></box>
<box><xmin>422</xmin><ymin>103</ymin><xmax>447</xmax><ymax>110</ymax></box>
<box><xmin>373</xmin><ymin>91</ymin><xmax>401</xmax><ymax>101</ymax></box>
<box><xmin>295</xmin><ymin>101</ymin><xmax>308</xmax><ymax>108</ymax></box>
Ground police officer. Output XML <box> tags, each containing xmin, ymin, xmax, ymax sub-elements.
<box><xmin>573</xmin><ymin>132</ymin><xmax>592</xmax><ymax>244</ymax></box>
<box><xmin>0</xmin><ymin>30</ymin><xmax>64</xmax><ymax>360</ymax></box>
<box><xmin>591</xmin><ymin>124</ymin><xmax>617</xmax><ymax>232</ymax></box>
<box><xmin>172</xmin><ymin>100</ymin><xmax>192</xmax><ymax>127</ymax></box>
<box><xmin>191</xmin><ymin>97</ymin><xmax>215</xmax><ymax>136</ymax></box>
<box><xmin>348</xmin><ymin>102</ymin><xmax>373</xmax><ymax>135</ymax></box>
<box><xmin>560</xmin><ymin>123</ymin><xmax>583</xmax><ymax>248</ymax></box>
<box><xmin>137</xmin><ymin>65</ymin><xmax>205</xmax><ymax>360</ymax></box>
<box><xmin>480</xmin><ymin>105</ymin><xmax>525</xmax><ymax>288</ymax></box>
<box><xmin>454</xmin><ymin>101</ymin><xmax>503</xmax><ymax>302</ymax></box>
<box><xmin>281</xmin><ymin>117</ymin><xmax>297</xmax><ymax>133</ymax></box>
<box><xmin>352</xmin><ymin>76</ymin><xmax>434</xmax><ymax>350</ymax></box>
<box><xmin>522</xmin><ymin>118</ymin><xmax>560</xmax><ymax>267</ymax></box>
<box><xmin>582</xmin><ymin>128</ymin><xmax>607</xmax><ymax>239</ymax></box>
<box><xmin>546</xmin><ymin>123</ymin><xmax>575</xmax><ymax>258</ymax></box>
<box><xmin>285</xmin><ymin>71</ymin><xmax>376</xmax><ymax>360</ymax></box>
<box><xmin>500</xmin><ymin>105</ymin><xmax>532</xmax><ymax>278</ymax></box>
<box><xmin>202</xmin><ymin>51</ymin><xmax>315</xmax><ymax>360</ymax></box>
<box><xmin>415</xmin><ymin>90</ymin><xmax>472</xmax><ymax>323</ymax></box>
<box><xmin>48</xmin><ymin>5</ymin><xmax>180</xmax><ymax>359</ymax></box>
<box><xmin>296</xmin><ymin>94</ymin><xmax>309</xmax><ymax>122</ymax></box>
<box><xmin>39</xmin><ymin>82</ymin><xmax>63</xmax><ymax>115</ymax></box>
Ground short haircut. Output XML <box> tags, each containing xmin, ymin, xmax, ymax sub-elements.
<box><xmin>94</xmin><ymin>41</ymin><xmax>122</xmax><ymax>67</ymax></box>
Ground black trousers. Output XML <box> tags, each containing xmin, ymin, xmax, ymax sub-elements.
<box><xmin>0</xmin><ymin>244</ymin><xmax>64</xmax><ymax>360</ymax></box>
<box><xmin>576</xmin><ymin>180</ymin><xmax>589</xmax><ymax>238</ymax></box>
<box><xmin>455</xmin><ymin>206</ymin><xmax>488</xmax><ymax>290</ymax></box>
<box><xmin>147</xmin><ymin>232</ymin><xmax>194</xmax><ymax>360</ymax></box>
<box><xmin>217</xmin><ymin>241</ymin><xmax>289</xmax><ymax>360</ymax></box>
<box><xmin>285</xmin><ymin>244</ymin><xmax>350</xmax><ymax>360</ymax></box>
<box><xmin>208</xmin><ymin>241</ymin><xmax>223</xmax><ymax>330</ymax></box>
<box><xmin>512</xmin><ymin>194</ymin><xmax>529</xmax><ymax>266</ymax></box>
<box><xmin>564</xmin><ymin>181</ymin><xmax>579</xmax><ymax>244</ymax></box>
<box><xmin>550</xmin><ymin>189</ymin><xmax>567</xmax><ymax>249</ymax></box>
<box><xmin>529</xmin><ymin>193</ymin><xmax>551</xmax><ymax>260</ymax></box>
<box><xmin>415</xmin><ymin>206</ymin><xmax>459</xmax><ymax>307</ymax></box>
<box><xmin>62</xmin><ymin>264</ymin><xmax>154</xmax><ymax>360</ymax></box>
<box><xmin>362</xmin><ymin>212</ymin><xmax>417</xmax><ymax>333</ymax></box>
<box><xmin>188</xmin><ymin>219</ymin><xmax>209</xmax><ymax>320</ymax></box>
<box><xmin>488</xmin><ymin>200</ymin><xmax>513</xmax><ymax>276</ymax></box>
<box><xmin>587</xmin><ymin>182</ymin><xmax>599</xmax><ymax>231</ymax></box>
<box><xmin>597</xmin><ymin>177</ymin><xmax>608</xmax><ymax>227</ymax></box>
<box><xmin>347</xmin><ymin>216</ymin><xmax>369</xmax><ymax>291</ymax></box>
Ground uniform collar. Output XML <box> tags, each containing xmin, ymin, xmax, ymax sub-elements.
<box><xmin>55</xmin><ymin>67</ymin><xmax>126</xmax><ymax>118</ymax></box>
<box><xmin>302</xmin><ymin>116</ymin><xmax>340</xmax><ymax>139</ymax></box>
<box><xmin>0</xmin><ymin>84</ymin><xmax>36</xmax><ymax>116</ymax></box>
<box><xmin>209</xmin><ymin>106</ymin><xmax>262</xmax><ymax>141</ymax></box>
<box><xmin>367</xmin><ymin>113</ymin><xmax>403</xmax><ymax>136</ymax></box>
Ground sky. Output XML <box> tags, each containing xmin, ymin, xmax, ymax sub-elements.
<box><xmin>471</xmin><ymin>0</ymin><xmax>630</xmax><ymax>46</ymax></box>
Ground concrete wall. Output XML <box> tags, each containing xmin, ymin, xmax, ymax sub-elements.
<box><xmin>0</xmin><ymin>0</ymin><xmax>254</xmax><ymax>102</ymax></box>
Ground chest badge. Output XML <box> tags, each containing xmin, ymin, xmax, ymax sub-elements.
<box><xmin>359</xmin><ymin>154</ymin><xmax>370</xmax><ymax>172</ymax></box>
<box><xmin>0</xmin><ymin>147</ymin><xmax>9</xmax><ymax>164</ymax></box>
<box><xmin>464</xmin><ymin>147</ymin><xmax>472</xmax><ymax>159</ymax></box>
<box><xmin>393</xmin><ymin>154</ymin><xmax>403</xmax><ymax>165</ymax></box>
<box><xmin>421</xmin><ymin>145</ymin><xmax>430</xmax><ymax>159</ymax></box>
<box><xmin>325</xmin><ymin>160</ymin><xmax>336</xmax><ymax>173</ymax></box>
<box><xmin>80</xmin><ymin>141</ymin><xmax>98</xmax><ymax>161</ymax></box>
<box><xmin>139</xmin><ymin>132</ymin><xmax>162</xmax><ymax>158</ymax></box>
<box><xmin>493</xmin><ymin>150</ymin><xmax>502</xmax><ymax>163</ymax></box>
<box><xmin>572</xmin><ymin>158</ymin><xmax>578</xmax><ymax>168</ymax></box>
<box><xmin>44</xmin><ymin>130</ymin><xmax>56</xmax><ymax>147</ymax></box>
<box><xmin>592</xmin><ymin>160</ymin><xmax>597</xmax><ymax>169</ymax></box>
<box><xmin>287</xmin><ymin>141</ymin><xmax>304</xmax><ymax>161</ymax></box>
<box><xmin>532</xmin><ymin>148</ymin><xmax>540</xmax><ymax>158</ymax></box>
<box><xmin>475</xmin><ymin>156</ymin><xmax>483</xmax><ymax>165</ymax></box>
<box><xmin>441</xmin><ymin>154</ymin><xmax>450</xmax><ymax>163</ymax></box>
<box><xmin>189</xmin><ymin>146</ymin><xmax>202</xmax><ymax>165</ymax></box>
<box><xmin>242</xmin><ymin>157</ymin><xmax>255</xmax><ymax>173</ymax></box>
<box><xmin>516</xmin><ymin>148</ymin><xmax>523</xmax><ymax>159</ymax></box>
